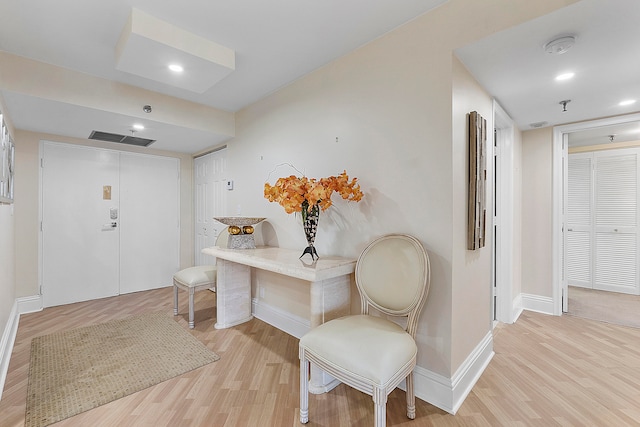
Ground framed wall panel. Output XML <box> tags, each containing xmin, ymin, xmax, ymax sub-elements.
<box><xmin>468</xmin><ymin>111</ymin><xmax>487</xmax><ymax>250</ymax></box>
<box><xmin>0</xmin><ymin>112</ymin><xmax>14</xmax><ymax>204</ymax></box>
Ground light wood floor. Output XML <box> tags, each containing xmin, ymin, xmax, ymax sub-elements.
<box><xmin>568</xmin><ymin>286</ymin><xmax>640</xmax><ymax>329</ymax></box>
<box><xmin>2</xmin><ymin>287</ymin><xmax>640</xmax><ymax>426</ymax></box>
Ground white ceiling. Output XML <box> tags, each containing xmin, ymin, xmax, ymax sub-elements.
<box><xmin>456</xmin><ymin>0</ymin><xmax>640</xmax><ymax>146</ymax></box>
<box><xmin>0</xmin><ymin>0</ymin><xmax>638</xmax><ymax>153</ymax></box>
<box><xmin>0</xmin><ymin>0</ymin><xmax>446</xmax><ymax>153</ymax></box>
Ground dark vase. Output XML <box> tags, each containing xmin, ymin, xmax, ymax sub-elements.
<box><xmin>300</xmin><ymin>202</ymin><xmax>320</xmax><ymax>260</ymax></box>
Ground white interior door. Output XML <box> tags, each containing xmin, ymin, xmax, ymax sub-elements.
<box><xmin>566</xmin><ymin>148</ymin><xmax>640</xmax><ymax>296</ymax></box>
<box><xmin>594</xmin><ymin>151</ymin><xmax>638</xmax><ymax>294</ymax></box>
<box><xmin>194</xmin><ymin>149</ymin><xmax>228</xmax><ymax>266</ymax></box>
<box><xmin>566</xmin><ymin>152</ymin><xmax>593</xmax><ymax>290</ymax></box>
<box><xmin>42</xmin><ymin>142</ymin><xmax>120</xmax><ymax>307</ymax></box>
<box><xmin>119</xmin><ymin>152</ymin><xmax>180</xmax><ymax>294</ymax></box>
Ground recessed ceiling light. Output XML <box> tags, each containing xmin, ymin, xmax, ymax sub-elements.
<box><xmin>555</xmin><ymin>72</ymin><xmax>575</xmax><ymax>81</ymax></box>
<box><xmin>619</xmin><ymin>99</ymin><xmax>637</xmax><ymax>106</ymax></box>
<box><xmin>133</xmin><ymin>123</ymin><xmax>145</xmax><ymax>130</ymax></box>
<box><xmin>168</xmin><ymin>64</ymin><xmax>184</xmax><ymax>73</ymax></box>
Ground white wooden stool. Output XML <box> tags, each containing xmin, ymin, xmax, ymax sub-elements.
<box><xmin>173</xmin><ymin>266</ymin><xmax>216</xmax><ymax>328</ymax></box>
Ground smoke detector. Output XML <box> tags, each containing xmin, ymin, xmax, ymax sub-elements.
<box><xmin>544</xmin><ymin>35</ymin><xmax>576</xmax><ymax>55</ymax></box>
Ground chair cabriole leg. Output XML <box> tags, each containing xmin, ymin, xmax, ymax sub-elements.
<box><xmin>406</xmin><ymin>373</ymin><xmax>416</xmax><ymax>419</ymax></box>
<box><xmin>373</xmin><ymin>386</ymin><xmax>387</xmax><ymax>427</ymax></box>
<box><xmin>173</xmin><ymin>284</ymin><xmax>179</xmax><ymax>316</ymax></box>
<box><xmin>188</xmin><ymin>287</ymin><xmax>195</xmax><ymax>329</ymax></box>
<box><xmin>300</xmin><ymin>352</ymin><xmax>309</xmax><ymax>423</ymax></box>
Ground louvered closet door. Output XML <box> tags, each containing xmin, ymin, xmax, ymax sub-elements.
<box><xmin>567</xmin><ymin>153</ymin><xmax>593</xmax><ymax>288</ymax></box>
<box><xmin>594</xmin><ymin>150</ymin><xmax>639</xmax><ymax>295</ymax></box>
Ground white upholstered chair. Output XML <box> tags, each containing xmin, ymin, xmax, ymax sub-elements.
<box><xmin>299</xmin><ymin>234</ymin><xmax>430</xmax><ymax>427</ymax></box>
<box><xmin>173</xmin><ymin>230</ymin><xmax>228</xmax><ymax>328</ymax></box>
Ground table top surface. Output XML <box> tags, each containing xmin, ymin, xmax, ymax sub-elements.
<box><xmin>201</xmin><ymin>246</ymin><xmax>356</xmax><ymax>282</ymax></box>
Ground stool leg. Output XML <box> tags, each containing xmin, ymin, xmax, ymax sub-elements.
<box><xmin>188</xmin><ymin>287</ymin><xmax>195</xmax><ymax>329</ymax></box>
<box><xmin>173</xmin><ymin>285</ymin><xmax>179</xmax><ymax>316</ymax></box>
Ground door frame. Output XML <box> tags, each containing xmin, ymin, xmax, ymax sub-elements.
<box><xmin>493</xmin><ymin>100</ymin><xmax>516</xmax><ymax>323</ymax></box>
<box><xmin>552</xmin><ymin>112</ymin><xmax>640</xmax><ymax>315</ymax></box>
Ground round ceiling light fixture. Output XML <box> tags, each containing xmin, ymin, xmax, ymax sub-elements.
<box><xmin>168</xmin><ymin>64</ymin><xmax>184</xmax><ymax>73</ymax></box>
<box><xmin>544</xmin><ymin>35</ymin><xmax>576</xmax><ymax>55</ymax></box>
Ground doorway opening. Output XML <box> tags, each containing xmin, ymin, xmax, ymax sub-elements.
<box><xmin>552</xmin><ymin>112</ymin><xmax>640</xmax><ymax>317</ymax></box>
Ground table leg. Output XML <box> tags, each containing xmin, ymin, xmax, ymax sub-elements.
<box><xmin>214</xmin><ymin>259</ymin><xmax>254</xmax><ymax>329</ymax></box>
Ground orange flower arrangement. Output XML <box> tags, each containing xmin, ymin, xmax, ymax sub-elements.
<box><xmin>264</xmin><ymin>170</ymin><xmax>363</xmax><ymax>214</ymax></box>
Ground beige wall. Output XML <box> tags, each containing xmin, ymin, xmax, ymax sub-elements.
<box><xmin>13</xmin><ymin>131</ymin><xmax>195</xmax><ymax>298</ymax></box>
<box><xmin>0</xmin><ymin>93</ymin><xmax>16</xmax><ymax>346</ymax></box>
<box><xmin>225</xmin><ymin>0</ymin><xmax>577</xmax><ymax>377</ymax></box>
<box><xmin>451</xmin><ymin>56</ymin><xmax>494</xmax><ymax>370</ymax></box>
<box><xmin>513</xmin><ymin>129</ymin><xmax>524</xmax><ymax>298</ymax></box>
<box><xmin>0</xmin><ymin>0</ymin><xmax>579</xmax><ymax>386</ymax></box>
<box><xmin>521</xmin><ymin>127</ymin><xmax>554</xmax><ymax>297</ymax></box>
<box><xmin>0</xmin><ymin>202</ymin><xmax>15</xmax><ymax>340</ymax></box>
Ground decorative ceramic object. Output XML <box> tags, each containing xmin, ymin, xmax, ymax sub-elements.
<box><xmin>213</xmin><ymin>217</ymin><xmax>266</xmax><ymax>249</ymax></box>
<box><xmin>301</xmin><ymin>202</ymin><xmax>319</xmax><ymax>260</ymax></box>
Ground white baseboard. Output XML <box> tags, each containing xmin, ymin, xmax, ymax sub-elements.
<box><xmin>511</xmin><ymin>293</ymin><xmax>524</xmax><ymax>323</ymax></box>
<box><xmin>0</xmin><ymin>300</ymin><xmax>19</xmax><ymax>401</ymax></box>
<box><xmin>0</xmin><ymin>294</ymin><xmax>43</xmax><ymax>401</ymax></box>
<box><xmin>251</xmin><ymin>298</ymin><xmax>310</xmax><ymax>339</ymax></box>
<box><xmin>413</xmin><ymin>331</ymin><xmax>494</xmax><ymax>414</ymax></box>
<box><xmin>18</xmin><ymin>294</ymin><xmax>43</xmax><ymax>315</ymax></box>
<box><xmin>521</xmin><ymin>293</ymin><xmax>554</xmax><ymax>315</ymax></box>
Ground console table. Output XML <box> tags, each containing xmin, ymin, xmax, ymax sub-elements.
<box><xmin>201</xmin><ymin>245</ymin><xmax>356</xmax><ymax>393</ymax></box>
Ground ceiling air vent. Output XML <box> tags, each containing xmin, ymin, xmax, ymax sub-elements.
<box><xmin>89</xmin><ymin>131</ymin><xmax>155</xmax><ymax>147</ymax></box>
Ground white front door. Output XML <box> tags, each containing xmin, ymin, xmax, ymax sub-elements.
<box><xmin>119</xmin><ymin>152</ymin><xmax>180</xmax><ymax>294</ymax></box>
<box><xmin>42</xmin><ymin>142</ymin><xmax>120</xmax><ymax>307</ymax></box>
<box><xmin>194</xmin><ymin>149</ymin><xmax>228</xmax><ymax>266</ymax></box>
<box><xmin>41</xmin><ymin>142</ymin><xmax>180</xmax><ymax>307</ymax></box>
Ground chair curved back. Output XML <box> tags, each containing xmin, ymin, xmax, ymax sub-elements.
<box><xmin>355</xmin><ymin>234</ymin><xmax>430</xmax><ymax>336</ymax></box>
<box><xmin>215</xmin><ymin>228</ymin><xmax>229</xmax><ymax>247</ymax></box>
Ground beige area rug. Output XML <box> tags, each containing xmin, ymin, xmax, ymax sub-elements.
<box><xmin>25</xmin><ymin>312</ymin><xmax>220</xmax><ymax>427</ymax></box>
<box><xmin>567</xmin><ymin>286</ymin><xmax>640</xmax><ymax>329</ymax></box>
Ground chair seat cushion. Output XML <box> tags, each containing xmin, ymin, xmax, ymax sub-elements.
<box><xmin>299</xmin><ymin>315</ymin><xmax>416</xmax><ymax>386</ymax></box>
<box><xmin>173</xmin><ymin>265</ymin><xmax>216</xmax><ymax>288</ymax></box>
